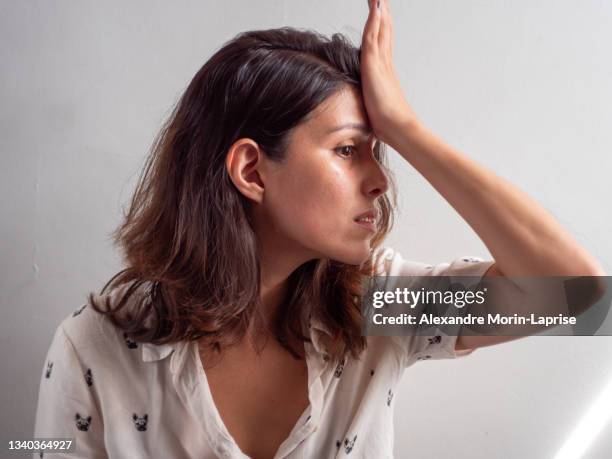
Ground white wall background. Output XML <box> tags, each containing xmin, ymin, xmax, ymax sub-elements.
<box><xmin>1</xmin><ymin>0</ymin><xmax>611</xmax><ymax>457</ymax></box>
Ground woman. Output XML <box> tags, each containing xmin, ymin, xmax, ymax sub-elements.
<box><xmin>33</xmin><ymin>1</ymin><xmax>604</xmax><ymax>458</ymax></box>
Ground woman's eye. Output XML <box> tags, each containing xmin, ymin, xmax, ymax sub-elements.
<box><xmin>335</xmin><ymin>145</ymin><xmax>357</xmax><ymax>158</ymax></box>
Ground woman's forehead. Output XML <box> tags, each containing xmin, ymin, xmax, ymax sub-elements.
<box><xmin>305</xmin><ymin>89</ymin><xmax>372</xmax><ymax>138</ymax></box>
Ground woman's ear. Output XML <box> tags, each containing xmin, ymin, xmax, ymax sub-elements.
<box><xmin>225</xmin><ymin>138</ymin><xmax>266</xmax><ymax>204</ymax></box>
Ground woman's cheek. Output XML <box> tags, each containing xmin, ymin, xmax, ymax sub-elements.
<box><xmin>292</xmin><ymin>201</ymin><xmax>335</xmax><ymax>247</ymax></box>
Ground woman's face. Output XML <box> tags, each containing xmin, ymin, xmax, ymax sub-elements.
<box><xmin>231</xmin><ymin>85</ymin><xmax>389</xmax><ymax>271</ymax></box>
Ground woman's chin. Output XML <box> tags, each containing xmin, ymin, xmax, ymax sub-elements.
<box><xmin>330</xmin><ymin>245</ymin><xmax>372</xmax><ymax>266</ymax></box>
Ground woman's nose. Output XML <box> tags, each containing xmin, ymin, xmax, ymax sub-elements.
<box><xmin>366</xmin><ymin>178</ymin><xmax>388</xmax><ymax>199</ymax></box>
<box><xmin>364</xmin><ymin>162</ymin><xmax>389</xmax><ymax>198</ymax></box>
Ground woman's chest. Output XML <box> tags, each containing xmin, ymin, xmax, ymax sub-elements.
<box><xmin>201</xmin><ymin>343</ymin><xmax>310</xmax><ymax>459</ymax></box>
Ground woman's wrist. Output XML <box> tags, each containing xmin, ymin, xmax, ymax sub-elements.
<box><xmin>382</xmin><ymin>116</ymin><xmax>429</xmax><ymax>157</ymax></box>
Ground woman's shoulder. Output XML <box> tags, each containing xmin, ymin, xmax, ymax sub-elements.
<box><xmin>56</xmin><ymin>283</ymin><xmax>148</xmax><ymax>360</ymax></box>
<box><xmin>371</xmin><ymin>245</ymin><xmax>494</xmax><ymax>277</ymax></box>
<box><xmin>371</xmin><ymin>245</ymin><xmax>436</xmax><ymax>277</ymax></box>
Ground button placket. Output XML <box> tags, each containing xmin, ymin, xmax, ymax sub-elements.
<box><xmin>201</xmin><ymin>346</ymin><xmax>253</xmax><ymax>458</ymax></box>
<box><xmin>272</xmin><ymin>342</ymin><xmax>325</xmax><ymax>459</ymax></box>
<box><xmin>175</xmin><ymin>341</ymin><xmax>250</xmax><ymax>459</ymax></box>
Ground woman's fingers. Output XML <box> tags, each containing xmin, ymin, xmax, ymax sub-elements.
<box><xmin>360</xmin><ymin>0</ymin><xmax>418</xmax><ymax>146</ymax></box>
<box><xmin>363</xmin><ymin>0</ymin><xmax>381</xmax><ymax>50</ymax></box>
<box><xmin>378</xmin><ymin>0</ymin><xmax>394</xmax><ymax>59</ymax></box>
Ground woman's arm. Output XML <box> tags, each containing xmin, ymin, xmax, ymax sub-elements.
<box><xmin>33</xmin><ymin>324</ymin><xmax>106</xmax><ymax>458</ymax></box>
<box><xmin>392</xmin><ymin>121</ymin><xmax>608</xmax><ymax>351</ymax></box>
<box><xmin>361</xmin><ymin>0</ymin><xmax>604</xmax><ymax>277</ymax></box>
<box><xmin>361</xmin><ymin>0</ymin><xmax>606</xmax><ymax>351</ymax></box>
<box><xmin>387</xmin><ymin>120</ymin><xmax>604</xmax><ymax>278</ymax></box>
<box><xmin>391</xmin><ymin>122</ymin><xmax>607</xmax><ymax>351</ymax></box>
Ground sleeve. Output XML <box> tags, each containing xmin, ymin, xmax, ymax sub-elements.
<box><xmin>33</xmin><ymin>323</ymin><xmax>107</xmax><ymax>459</ymax></box>
<box><xmin>371</xmin><ymin>246</ymin><xmax>495</xmax><ymax>367</ymax></box>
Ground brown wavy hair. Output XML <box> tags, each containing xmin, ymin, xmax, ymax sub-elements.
<box><xmin>88</xmin><ymin>26</ymin><xmax>398</xmax><ymax>364</ymax></box>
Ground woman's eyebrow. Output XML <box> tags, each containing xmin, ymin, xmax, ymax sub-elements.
<box><xmin>325</xmin><ymin>122</ymin><xmax>373</xmax><ymax>136</ymax></box>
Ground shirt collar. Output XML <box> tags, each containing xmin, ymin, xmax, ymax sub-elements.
<box><xmin>141</xmin><ymin>341</ymin><xmax>177</xmax><ymax>362</ymax></box>
<box><xmin>310</xmin><ymin>316</ymin><xmax>332</xmax><ymax>337</ymax></box>
<box><xmin>305</xmin><ymin>311</ymin><xmax>333</xmax><ymax>358</ymax></box>
<box><xmin>107</xmin><ymin>282</ymin><xmax>178</xmax><ymax>364</ymax></box>
<box><xmin>142</xmin><ymin>340</ymin><xmax>193</xmax><ymax>384</ymax></box>
<box><xmin>139</xmin><ymin>312</ymin><xmax>334</xmax><ymax>363</ymax></box>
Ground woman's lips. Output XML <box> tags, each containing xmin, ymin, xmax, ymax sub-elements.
<box><xmin>354</xmin><ymin>218</ymin><xmax>376</xmax><ymax>232</ymax></box>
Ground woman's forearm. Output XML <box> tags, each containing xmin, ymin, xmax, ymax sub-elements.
<box><xmin>386</xmin><ymin>120</ymin><xmax>605</xmax><ymax>277</ymax></box>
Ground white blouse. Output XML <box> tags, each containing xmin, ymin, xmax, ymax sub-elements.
<box><xmin>33</xmin><ymin>247</ymin><xmax>494</xmax><ymax>458</ymax></box>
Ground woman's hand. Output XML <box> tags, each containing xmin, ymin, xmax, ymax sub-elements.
<box><xmin>361</xmin><ymin>0</ymin><xmax>420</xmax><ymax>146</ymax></box>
